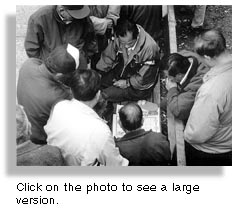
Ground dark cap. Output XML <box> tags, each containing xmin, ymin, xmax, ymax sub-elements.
<box><xmin>63</xmin><ymin>5</ymin><xmax>90</xmax><ymax>19</ymax></box>
<box><xmin>45</xmin><ymin>45</ymin><xmax>76</xmax><ymax>74</ymax></box>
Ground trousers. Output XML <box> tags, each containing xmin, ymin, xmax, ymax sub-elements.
<box><xmin>185</xmin><ymin>141</ymin><xmax>232</xmax><ymax>166</ymax></box>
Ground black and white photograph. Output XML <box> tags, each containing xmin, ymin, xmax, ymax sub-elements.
<box><xmin>16</xmin><ymin>5</ymin><xmax>232</xmax><ymax>166</ymax></box>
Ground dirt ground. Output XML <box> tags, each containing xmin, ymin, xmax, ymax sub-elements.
<box><xmin>16</xmin><ymin>5</ymin><xmax>41</xmax><ymax>85</ymax></box>
<box><xmin>175</xmin><ymin>5</ymin><xmax>232</xmax><ymax>52</ymax></box>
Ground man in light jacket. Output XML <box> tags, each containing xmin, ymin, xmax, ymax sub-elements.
<box><xmin>96</xmin><ymin>18</ymin><xmax>160</xmax><ymax>103</ymax></box>
<box><xmin>45</xmin><ymin>70</ymin><xmax>128</xmax><ymax>166</ymax></box>
<box><xmin>184</xmin><ymin>29</ymin><xmax>232</xmax><ymax>166</ymax></box>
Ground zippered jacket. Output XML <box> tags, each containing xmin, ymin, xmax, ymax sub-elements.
<box><xmin>96</xmin><ymin>25</ymin><xmax>160</xmax><ymax>90</ymax></box>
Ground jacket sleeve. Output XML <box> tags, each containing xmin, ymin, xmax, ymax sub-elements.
<box><xmin>106</xmin><ymin>5</ymin><xmax>121</xmax><ymax>24</ymax></box>
<box><xmin>167</xmin><ymin>87</ymin><xmax>196</xmax><ymax>120</ymax></box>
<box><xmin>89</xmin><ymin>5</ymin><xmax>120</xmax><ymax>35</ymax></box>
<box><xmin>129</xmin><ymin>47</ymin><xmax>160</xmax><ymax>90</ymax></box>
<box><xmin>89</xmin><ymin>16</ymin><xmax>109</xmax><ymax>35</ymax></box>
<box><xmin>83</xmin><ymin>18</ymin><xmax>98</xmax><ymax>57</ymax></box>
<box><xmin>96</xmin><ymin>40</ymin><xmax>117</xmax><ymax>72</ymax></box>
<box><xmin>24</xmin><ymin>17</ymin><xmax>44</xmax><ymax>59</ymax></box>
<box><xmin>98</xmin><ymin>128</ymin><xmax>129</xmax><ymax>166</ymax></box>
<box><xmin>184</xmin><ymin>91</ymin><xmax>220</xmax><ymax>144</ymax></box>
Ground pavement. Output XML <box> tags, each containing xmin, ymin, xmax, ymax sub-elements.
<box><xmin>16</xmin><ymin>5</ymin><xmax>42</xmax><ymax>84</ymax></box>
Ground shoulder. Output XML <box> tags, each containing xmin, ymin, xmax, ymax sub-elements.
<box><xmin>24</xmin><ymin>57</ymin><xmax>43</xmax><ymax>66</ymax></box>
<box><xmin>146</xmin><ymin>131</ymin><xmax>167</xmax><ymax>141</ymax></box>
<box><xmin>202</xmin><ymin>71</ymin><xmax>231</xmax><ymax>93</ymax></box>
<box><xmin>39</xmin><ymin>145</ymin><xmax>63</xmax><ymax>160</ymax></box>
<box><xmin>17</xmin><ymin>143</ymin><xmax>65</xmax><ymax>166</ymax></box>
<box><xmin>51</xmin><ymin>100</ymin><xmax>72</xmax><ymax>114</ymax></box>
<box><xmin>93</xmin><ymin>118</ymin><xmax>112</xmax><ymax>137</ymax></box>
<box><xmin>20</xmin><ymin>58</ymin><xmax>43</xmax><ymax>72</ymax></box>
<box><xmin>144</xmin><ymin>32</ymin><xmax>159</xmax><ymax>51</ymax></box>
<box><xmin>29</xmin><ymin>6</ymin><xmax>55</xmax><ymax>21</ymax></box>
<box><xmin>143</xmin><ymin>132</ymin><xmax>170</xmax><ymax>150</ymax></box>
<box><xmin>185</xmin><ymin>72</ymin><xmax>204</xmax><ymax>90</ymax></box>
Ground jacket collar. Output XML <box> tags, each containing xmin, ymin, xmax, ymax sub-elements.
<box><xmin>127</xmin><ymin>25</ymin><xmax>146</xmax><ymax>64</ymax></box>
<box><xmin>179</xmin><ymin>56</ymin><xmax>199</xmax><ymax>89</ymax></box>
<box><xmin>72</xmin><ymin>99</ymin><xmax>107</xmax><ymax>124</ymax></box>
<box><xmin>203</xmin><ymin>56</ymin><xmax>232</xmax><ymax>82</ymax></box>
<box><xmin>117</xmin><ymin>129</ymin><xmax>152</xmax><ymax>142</ymax></box>
<box><xmin>115</xmin><ymin>25</ymin><xmax>146</xmax><ymax>65</ymax></box>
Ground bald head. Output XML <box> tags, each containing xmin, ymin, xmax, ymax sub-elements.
<box><xmin>119</xmin><ymin>103</ymin><xmax>143</xmax><ymax>131</ymax></box>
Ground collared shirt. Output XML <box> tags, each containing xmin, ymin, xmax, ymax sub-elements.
<box><xmin>44</xmin><ymin>99</ymin><xmax>128</xmax><ymax>166</ymax></box>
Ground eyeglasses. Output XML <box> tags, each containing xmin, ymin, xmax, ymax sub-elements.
<box><xmin>58</xmin><ymin>6</ymin><xmax>74</xmax><ymax>23</ymax></box>
<box><xmin>118</xmin><ymin>38</ymin><xmax>137</xmax><ymax>49</ymax></box>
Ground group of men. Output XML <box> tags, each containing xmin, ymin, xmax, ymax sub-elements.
<box><xmin>16</xmin><ymin>5</ymin><xmax>232</xmax><ymax>166</ymax></box>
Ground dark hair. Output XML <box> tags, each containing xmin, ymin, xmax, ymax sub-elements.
<box><xmin>114</xmin><ymin>18</ymin><xmax>139</xmax><ymax>39</ymax></box>
<box><xmin>165</xmin><ymin>53</ymin><xmax>190</xmax><ymax>77</ymax></box>
<box><xmin>119</xmin><ymin>103</ymin><xmax>143</xmax><ymax>131</ymax></box>
<box><xmin>69</xmin><ymin>69</ymin><xmax>101</xmax><ymax>101</ymax></box>
<box><xmin>194</xmin><ymin>29</ymin><xmax>226</xmax><ymax>58</ymax></box>
<box><xmin>45</xmin><ymin>45</ymin><xmax>76</xmax><ymax>74</ymax></box>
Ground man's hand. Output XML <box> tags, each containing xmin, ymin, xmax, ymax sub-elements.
<box><xmin>106</xmin><ymin>19</ymin><xmax>113</xmax><ymax>29</ymax></box>
<box><xmin>113</xmin><ymin>79</ymin><xmax>128</xmax><ymax>89</ymax></box>
<box><xmin>166</xmin><ymin>77</ymin><xmax>177</xmax><ymax>90</ymax></box>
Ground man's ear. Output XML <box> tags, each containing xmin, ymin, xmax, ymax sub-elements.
<box><xmin>119</xmin><ymin>120</ymin><xmax>123</xmax><ymax>128</ymax></box>
<box><xmin>96</xmin><ymin>90</ymin><xmax>101</xmax><ymax>101</ymax></box>
<box><xmin>204</xmin><ymin>55</ymin><xmax>211</xmax><ymax>60</ymax></box>
<box><xmin>119</xmin><ymin>120</ymin><xmax>126</xmax><ymax>132</ymax></box>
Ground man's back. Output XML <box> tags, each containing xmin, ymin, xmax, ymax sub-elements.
<box><xmin>17</xmin><ymin>58</ymin><xmax>71</xmax><ymax>144</ymax></box>
<box><xmin>185</xmin><ymin>57</ymin><xmax>232</xmax><ymax>154</ymax></box>
<box><xmin>116</xmin><ymin>129</ymin><xmax>171</xmax><ymax>166</ymax></box>
<box><xmin>45</xmin><ymin>99</ymin><xmax>128</xmax><ymax>166</ymax></box>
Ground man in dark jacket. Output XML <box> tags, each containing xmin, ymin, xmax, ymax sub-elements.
<box><xmin>115</xmin><ymin>103</ymin><xmax>171</xmax><ymax>166</ymax></box>
<box><xmin>17</xmin><ymin>44</ymin><xmax>78</xmax><ymax>144</ymax></box>
<box><xmin>24</xmin><ymin>5</ymin><xmax>97</xmax><ymax>69</ymax></box>
<box><xmin>120</xmin><ymin>5</ymin><xmax>162</xmax><ymax>42</ymax></box>
<box><xmin>16</xmin><ymin>104</ymin><xmax>65</xmax><ymax>166</ymax></box>
<box><xmin>161</xmin><ymin>51</ymin><xmax>210</xmax><ymax>123</ymax></box>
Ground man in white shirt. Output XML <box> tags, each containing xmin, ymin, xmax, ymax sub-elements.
<box><xmin>44</xmin><ymin>69</ymin><xmax>128</xmax><ymax>166</ymax></box>
<box><xmin>184</xmin><ymin>29</ymin><xmax>232</xmax><ymax>166</ymax></box>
